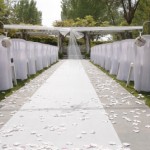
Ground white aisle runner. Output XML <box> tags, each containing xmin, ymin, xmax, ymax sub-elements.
<box><xmin>0</xmin><ymin>60</ymin><xmax>122</xmax><ymax>149</ymax></box>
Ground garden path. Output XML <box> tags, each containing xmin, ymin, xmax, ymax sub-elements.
<box><xmin>0</xmin><ymin>60</ymin><xmax>150</xmax><ymax>150</ymax></box>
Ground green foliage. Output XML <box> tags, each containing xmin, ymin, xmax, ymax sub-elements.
<box><xmin>100</xmin><ymin>21</ymin><xmax>110</xmax><ymax>27</ymax></box>
<box><xmin>28</xmin><ymin>35</ymin><xmax>57</xmax><ymax>46</ymax></box>
<box><xmin>13</xmin><ymin>0</ymin><xmax>42</xmax><ymax>25</ymax></box>
<box><xmin>120</xmin><ymin>0</ymin><xmax>140</xmax><ymax>25</ymax></box>
<box><xmin>91</xmin><ymin>40</ymin><xmax>110</xmax><ymax>47</ymax></box>
<box><xmin>53</xmin><ymin>15</ymin><xmax>97</xmax><ymax>27</ymax></box>
<box><xmin>58</xmin><ymin>52</ymin><xmax>64</xmax><ymax>59</ymax></box>
<box><xmin>53</xmin><ymin>19</ymin><xmax>75</xmax><ymax>27</ymax></box>
<box><xmin>61</xmin><ymin>0</ymin><xmax>106</xmax><ymax>21</ymax></box>
<box><xmin>0</xmin><ymin>0</ymin><xmax>6</xmax><ymax>17</ymax></box>
<box><xmin>84</xmin><ymin>53</ymin><xmax>90</xmax><ymax>59</ymax></box>
<box><xmin>61</xmin><ymin>0</ymin><xmax>123</xmax><ymax>26</ymax></box>
<box><xmin>119</xmin><ymin>21</ymin><xmax>129</xmax><ymax>26</ymax></box>
<box><xmin>61</xmin><ymin>0</ymin><xmax>150</xmax><ymax>27</ymax></box>
<box><xmin>133</xmin><ymin>0</ymin><xmax>150</xmax><ymax>33</ymax></box>
<box><xmin>74</xmin><ymin>16</ymin><xmax>97</xmax><ymax>27</ymax></box>
<box><xmin>102</xmin><ymin>0</ymin><xmax>122</xmax><ymax>25</ymax></box>
<box><xmin>0</xmin><ymin>0</ymin><xmax>7</xmax><ymax>25</ymax></box>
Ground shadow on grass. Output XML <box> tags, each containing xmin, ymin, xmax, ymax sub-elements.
<box><xmin>92</xmin><ymin>62</ymin><xmax>150</xmax><ymax>107</ymax></box>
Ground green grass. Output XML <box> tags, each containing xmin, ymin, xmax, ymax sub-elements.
<box><xmin>92</xmin><ymin>63</ymin><xmax>150</xmax><ymax>107</ymax></box>
<box><xmin>0</xmin><ymin>62</ymin><xmax>57</xmax><ymax>102</ymax></box>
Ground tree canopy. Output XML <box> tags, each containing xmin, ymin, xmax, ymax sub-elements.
<box><xmin>0</xmin><ymin>0</ymin><xmax>42</xmax><ymax>25</ymax></box>
<box><xmin>60</xmin><ymin>0</ymin><xmax>149</xmax><ymax>27</ymax></box>
<box><xmin>133</xmin><ymin>0</ymin><xmax>150</xmax><ymax>24</ymax></box>
<box><xmin>53</xmin><ymin>15</ymin><xmax>97</xmax><ymax>27</ymax></box>
<box><xmin>0</xmin><ymin>0</ymin><xmax>150</xmax><ymax>29</ymax></box>
<box><xmin>120</xmin><ymin>0</ymin><xmax>141</xmax><ymax>25</ymax></box>
<box><xmin>0</xmin><ymin>0</ymin><xmax>7</xmax><ymax>24</ymax></box>
<box><xmin>13</xmin><ymin>0</ymin><xmax>42</xmax><ymax>24</ymax></box>
<box><xmin>61</xmin><ymin>0</ymin><xmax>107</xmax><ymax>23</ymax></box>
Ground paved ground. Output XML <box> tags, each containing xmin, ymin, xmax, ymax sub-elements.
<box><xmin>0</xmin><ymin>61</ymin><xmax>64</xmax><ymax>129</ymax></box>
<box><xmin>0</xmin><ymin>60</ymin><xmax>150</xmax><ymax>150</ymax></box>
<box><xmin>82</xmin><ymin>60</ymin><xmax>150</xmax><ymax>150</ymax></box>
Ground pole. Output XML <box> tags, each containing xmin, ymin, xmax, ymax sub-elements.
<box><xmin>85</xmin><ymin>32</ymin><xmax>91</xmax><ymax>54</ymax></box>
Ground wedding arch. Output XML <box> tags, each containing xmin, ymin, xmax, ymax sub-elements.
<box><xmin>4</xmin><ymin>24</ymin><xmax>142</xmax><ymax>59</ymax></box>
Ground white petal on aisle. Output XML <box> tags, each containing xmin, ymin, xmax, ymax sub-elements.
<box><xmin>0</xmin><ymin>60</ymin><xmax>123</xmax><ymax>149</ymax></box>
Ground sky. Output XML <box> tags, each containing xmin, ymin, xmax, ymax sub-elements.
<box><xmin>35</xmin><ymin>0</ymin><xmax>62</xmax><ymax>27</ymax></box>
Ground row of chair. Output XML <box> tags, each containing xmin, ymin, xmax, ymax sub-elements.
<box><xmin>91</xmin><ymin>35</ymin><xmax>150</xmax><ymax>92</ymax></box>
<box><xmin>0</xmin><ymin>39</ymin><xmax>59</xmax><ymax>91</ymax></box>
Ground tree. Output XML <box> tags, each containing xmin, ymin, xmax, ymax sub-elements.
<box><xmin>133</xmin><ymin>0</ymin><xmax>150</xmax><ymax>24</ymax></box>
<box><xmin>61</xmin><ymin>0</ymin><xmax>79</xmax><ymax>20</ymax></box>
<box><xmin>133</xmin><ymin>0</ymin><xmax>150</xmax><ymax>33</ymax></box>
<box><xmin>0</xmin><ymin>0</ymin><xmax>7</xmax><ymax>24</ymax></box>
<box><xmin>61</xmin><ymin>0</ymin><xmax>107</xmax><ymax>21</ymax></box>
<box><xmin>104</xmin><ymin>0</ymin><xmax>122</xmax><ymax>25</ymax></box>
<box><xmin>13</xmin><ymin>0</ymin><xmax>42</xmax><ymax>25</ymax></box>
<box><xmin>61</xmin><ymin>0</ymin><xmax>144</xmax><ymax>27</ymax></box>
<box><xmin>0</xmin><ymin>0</ymin><xmax>19</xmax><ymax>24</ymax></box>
<box><xmin>28</xmin><ymin>0</ymin><xmax>42</xmax><ymax>24</ymax></box>
<box><xmin>74</xmin><ymin>16</ymin><xmax>97</xmax><ymax>27</ymax></box>
<box><xmin>120</xmin><ymin>0</ymin><xmax>141</xmax><ymax>25</ymax></box>
<box><xmin>53</xmin><ymin>15</ymin><xmax>97</xmax><ymax>27</ymax></box>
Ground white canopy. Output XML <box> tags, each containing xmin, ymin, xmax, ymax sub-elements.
<box><xmin>4</xmin><ymin>24</ymin><xmax>143</xmax><ymax>35</ymax></box>
<box><xmin>3</xmin><ymin>24</ymin><xmax>143</xmax><ymax>59</ymax></box>
<box><xmin>70</xmin><ymin>26</ymin><xmax>143</xmax><ymax>33</ymax></box>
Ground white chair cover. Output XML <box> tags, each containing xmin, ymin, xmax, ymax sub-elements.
<box><xmin>50</xmin><ymin>46</ymin><xmax>54</xmax><ymax>64</ymax></box>
<box><xmin>0</xmin><ymin>41</ymin><xmax>13</xmax><ymax>90</ymax></box>
<box><xmin>42</xmin><ymin>44</ymin><xmax>48</xmax><ymax>68</ymax></box>
<box><xmin>0</xmin><ymin>38</ymin><xmax>59</xmax><ymax>91</ymax></box>
<box><xmin>90</xmin><ymin>47</ymin><xmax>94</xmax><ymax>62</ymax></box>
<box><xmin>51</xmin><ymin>46</ymin><xmax>58</xmax><ymax>64</ymax></box>
<box><xmin>91</xmin><ymin>46</ymin><xmax>96</xmax><ymax>64</ymax></box>
<box><xmin>117</xmin><ymin>39</ymin><xmax>135</xmax><ymax>81</ymax></box>
<box><xmin>143</xmin><ymin>35</ymin><xmax>150</xmax><ymax>39</ymax></box>
<box><xmin>90</xmin><ymin>46</ymin><xmax>95</xmax><ymax>63</ymax></box>
<box><xmin>7</xmin><ymin>40</ymin><xmax>17</xmax><ymax>85</ymax></box>
<box><xmin>100</xmin><ymin>44</ymin><xmax>105</xmax><ymax>68</ymax></box>
<box><xmin>105</xmin><ymin>43</ymin><xmax>112</xmax><ymax>71</ymax></box>
<box><xmin>26</xmin><ymin>41</ymin><xmax>36</xmax><ymax>75</ymax></box>
<box><xmin>110</xmin><ymin>41</ymin><xmax>121</xmax><ymax>75</ymax></box>
<box><xmin>47</xmin><ymin>45</ymin><xmax>51</xmax><ymax>66</ymax></box>
<box><xmin>53</xmin><ymin>46</ymin><xmax>57</xmax><ymax>63</ymax></box>
<box><xmin>34</xmin><ymin>42</ymin><xmax>43</xmax><ymax>71</ymax></box>
<box><xmin>134</xmin><ymin>35</ymin><xmax>150</xmax><ymax>91</ymax></box>
<box><xmin>55</xmin><ymin>46</ymin><xmax>59</xmax><ymax>62</ymax></box>
<box><xmin>95</xmin><ymin>45</ymin><xmax>100</xmax><ymax>65</ymax></box>
<box><xmin>11</xmin><ymin>39</ymin><xmax>28</xmax><ymax>80</ymax></box>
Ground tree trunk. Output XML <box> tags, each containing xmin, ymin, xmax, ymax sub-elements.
<box><xmin>121</xmin><ymin>0</ymin><xmax>141</xmax><ymax>25</ymax></box>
